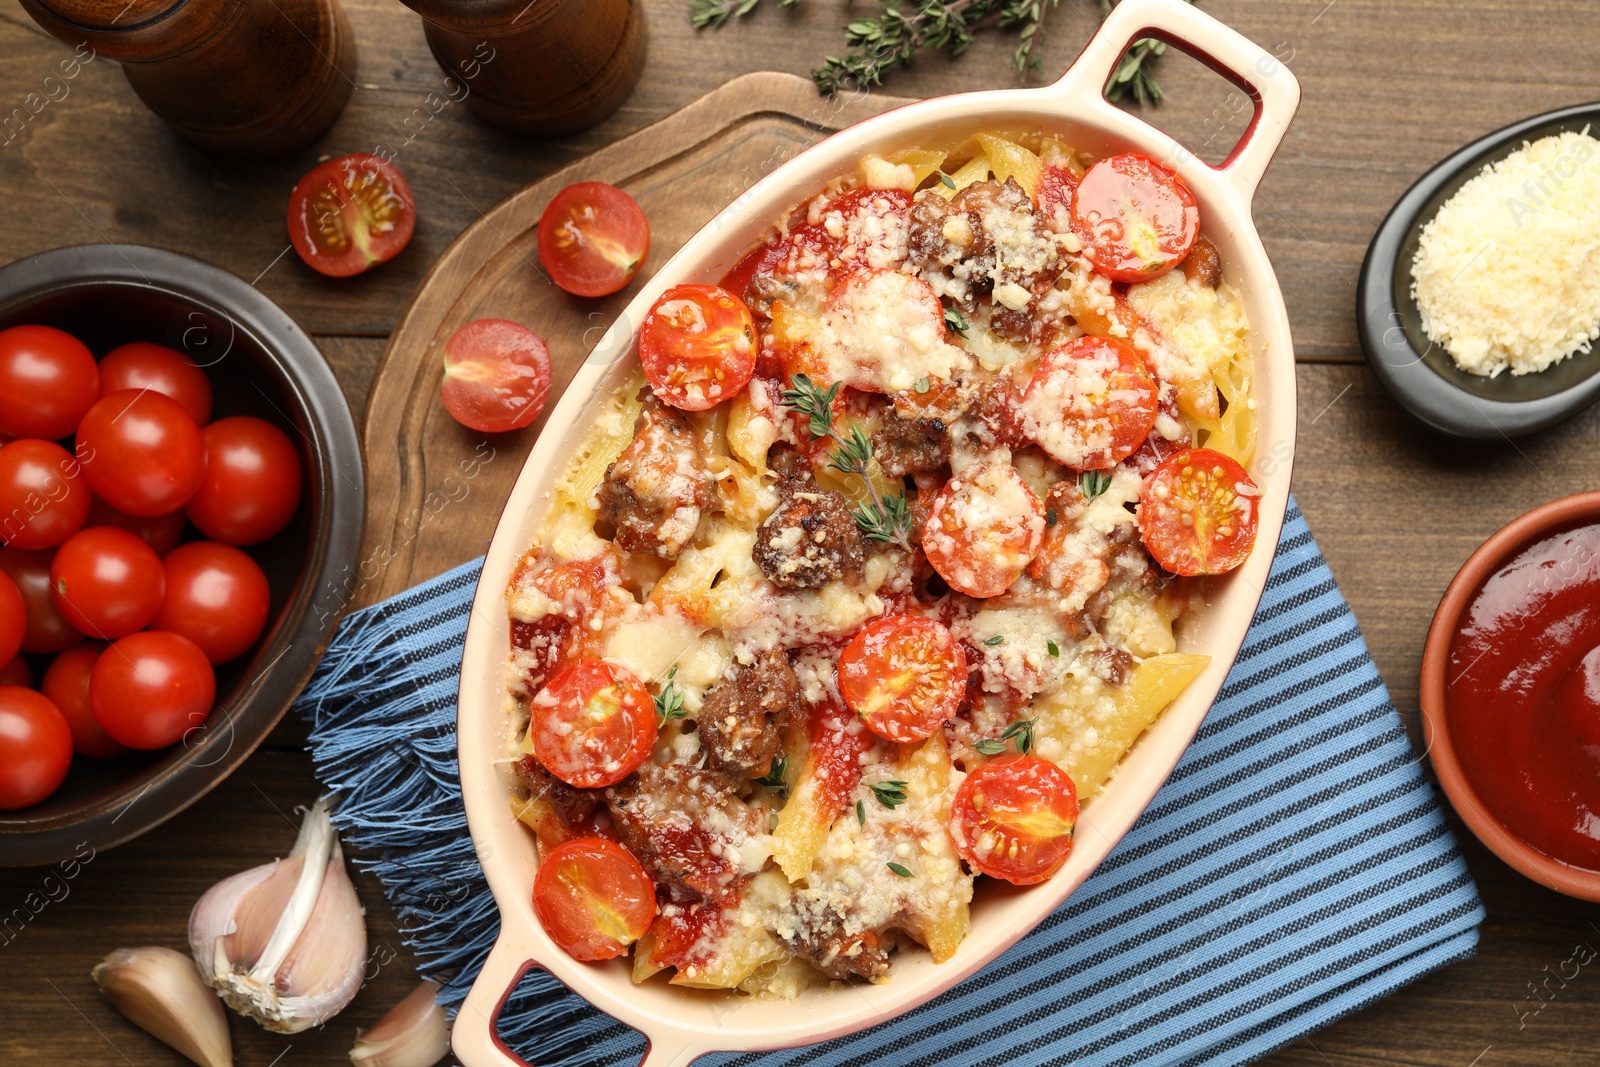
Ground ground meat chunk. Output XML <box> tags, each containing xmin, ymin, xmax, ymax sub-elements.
<box><xmin>514</xmin><ymin>754</ymin><xmax>603</xmax><ymax>826</ymax></box>
<box><xmin>786</xmin><ymin>908</ymin><xmax>892</xmax><ymax>981</ymax></box>
<box><xmin>697</xmin><ymin>650</ymin><xmax>802</xmax><ymax>777</ymax></box>
<box><xmin>753</xmin><ymin>455</ymin><xmax>868</xmax><ymax>589</ymax></box>
<box><xmin>596</xmin><ymin>394</ymin><xmax>715</xmax><ymax>560</ymax></box>
<box><xmin>1180</xmin><ymin>233</ymin><xmax>1222</xmax><ymax>288</ymax></box>
<box><xmin>605</xmin><ymin>760</ymin><xmax>760</xmax><ymax>901</ymax></box>
<box><xmin>871</xmin><ymin>413</ymin><xmax>951</xmax><ymax>477</ymax></box>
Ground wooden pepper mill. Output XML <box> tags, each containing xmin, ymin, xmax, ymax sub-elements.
<box><xmin>396</xmin><ymin>0</ymin><xmax>646</xmax><ymax>136</ymax></box>
<box><xmin>20</xmin><ymin>0</ymin><xmax>357</xmax><ymax>159</ymax></box>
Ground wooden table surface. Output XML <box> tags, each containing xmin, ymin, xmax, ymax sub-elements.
<box><xmin>3</xmin><ymin>1</ymin><xmax>1599</xmax><ymax>1065</ymax></box>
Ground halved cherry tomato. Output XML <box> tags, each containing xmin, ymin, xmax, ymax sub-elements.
<box><xmin>1019</xmin><ymin>336</ymin><xmax>1158</xmax><ymax>471</ymax></box>
<box><xmin>0</xmin><ymin>325</ymin><xmax>99</xmax><ymax>440</ymax></box>
<box><xmin>533</xmin><ymin>836</ymin><xmax>656</xmax><ymax>962</ymax></box>
<box><xmin>1034</xmin><ymin>164</ymin><xmax>1079</xmax><ymax>230</ymax></box>
<box><xmin>642</xmin><ymin>898</ymin><xmax>725</xmax><ymax>973</ymax></box>
<box><xmin>838</xmin><ymin>616</ymin><xmax>966</xmax><ymax>743</ymax></box>
<box><xmin>537</xmin><ymin>182</ymin><xmax>649</xmax><ymax>298</ymax></box>
<box><xmin>51</xmin><ymin>526</ymin><xmax>166</xmax><ymax>640</ymax></box>
<box><xmin>921</xmin><ymin>462</ymin><xmax>1046</xmax><ymax>599</ymax></box>
<box><xmin>185</xmin><ymin>417</ymin><xmax>302</xmax><ymax>546</ymax></box>
<box><xmin>948</xmin><ymin>754</ymin><xmax>1078</xmax><ymax>885</ymax></box>
<box><xmin>0</xmin><ymin>687</ymin><xmax>73</xmax><ymax>810</ymax></box>
<box><xmin>86</xmin><ymin>495</ymin><xmax>187</xmax><ymax>556</ymax></box>
<box><xmin>639</xmin><ymin>284</ymin><xmax>756</xmax><ymax>411</ymax></box>
<box><xmin>1138</xmin><ymin>447</ymin><xmax>1260</xmax><ymax>576</ymax></box>
<box><xmin>153</xmin><ymin>541</ymin><xmax>271</xmax><ymax>665</ymax></box>
<box><xmin>0</xmin><ymin>439</ymin><xmax>92</xmax><ymax>549</ymax></box>
<box><xmin>76</xmin><ymin>390</ymin><xmax>206</xmax><ymax>518</ymax></box>
<box><xmin>90</xmin><ymin>630</ymin><xmax>215</xmax><ymax>750</ymax></box>
<box><xmin>1071</xmin><ymin>153</ymin><xmax>1198</xmax><ymax>283</ymax></box>
<box><xmin>42</xmin><ymin>642</ymin><xmax>126</xmax><ymax>760</ymax></box>
<box><xmin>530</xmin><ymin>658</ymin><xmax>657</xmax><ymax>788</ymax></box>
<box><xmin>805</xmin><ymin>698</ymin><xmax>869</xmax><ymax>820</ymax></box>
<box><xmin>98</xmin><ymin>342</ymin><xmax>213</xmax><ymax>425</ymax></box>
<box><xmin>0</xmin><ymin>548</ymin><xmax>82</xmax><ymax>653</ymax></box>
<box><xmin>0</xmin><ymin>568</ymin><xmax>22</xmax><ymax>666</ymax></box>
<box><xmin>288</xmin><ymin>153</ymin><xmax>416</xmax><ymax>278</ymax></box>
<box><xmin>439</xmin><ymin>319</ymin><xmax>552</xmax><ymax>434</ymax></box>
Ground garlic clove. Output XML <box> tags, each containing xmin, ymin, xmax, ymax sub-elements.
<box><xmin>92</xmin><ymin>946</ymin><xmax>234</xmax><ymax>1067</ymax></box>
<box><xmin>349</xmin><ymin>980</ymin><xmax>450</xmax><ymax>1067</ymax></box>
<box><xmin>189</xmin><ymin>799</ymin><xmax>368</xmax><ymax>1034</ymax></box>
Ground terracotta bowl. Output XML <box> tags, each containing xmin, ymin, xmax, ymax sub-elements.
<box><xmin>0</xmin><ymin>244</ymin><xmax>364</xmax><ymax>867</ymax></box>
<box><xmin>1419</xmin><ymin>490</ymin><xmax>1600</xmax><ymax>901</ymax></box>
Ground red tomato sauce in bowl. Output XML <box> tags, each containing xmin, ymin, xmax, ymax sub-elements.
<box><xmin>1445</xmin><ymin>520</ymin><xmax>1600</xmax><ymax>871</ymax></box>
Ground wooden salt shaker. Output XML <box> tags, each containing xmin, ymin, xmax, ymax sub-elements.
<box><xmin>20</xmin><ymin>0</ymin><xmax>357</xmax><ymax>159</ymax></box>
<box><xmin>397</xmin><ymin>0</ymin><xmax>646</xmax><ymax>136</ymax></box>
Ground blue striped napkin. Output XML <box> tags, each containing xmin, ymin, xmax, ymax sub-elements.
<box><xmin>295</xmin><ymin>498</ymin><xmax>1483</xmax><ymax>1067</ymax></box>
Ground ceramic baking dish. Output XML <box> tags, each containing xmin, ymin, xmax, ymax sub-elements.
<box><xmin>452</xmin><ymin>1</ymin><xmax>1300</xmax><ymax>1062</ymax></box>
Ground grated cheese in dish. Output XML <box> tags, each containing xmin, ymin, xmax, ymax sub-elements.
<box><xmin>1411</xmin><ymin>130</ymin><xmax>1600</xmax><ymax>377</ymax></box>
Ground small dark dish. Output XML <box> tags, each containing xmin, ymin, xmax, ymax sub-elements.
<box><xmin>0</xmin><ymin>245</ymin><xmax>363</xmax><ymax>867</ymax></box>
<box><xmin>1358</xmin><ymin>102</ymin><xmax>1600</xmax><ymax>439</ymax></box>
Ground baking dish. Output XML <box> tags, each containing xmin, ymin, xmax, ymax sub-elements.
<box><xmin>452</xmin><ymin>1</ymin><xmax>1301</xmax><ymax>1063</ymax></box>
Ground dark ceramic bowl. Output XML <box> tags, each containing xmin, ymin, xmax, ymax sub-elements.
<box><xmin>0</xmin><ymin>245</ymin><xmax>363</xmax><ymax>867</ymax></box>
<box><xmin>1357</xmin><ymin>102</ymin><xmax>1600</xmax><ymax>439</ymax></box>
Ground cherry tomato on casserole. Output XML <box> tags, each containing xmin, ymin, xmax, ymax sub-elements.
<box><xmin>0</xmin><ymin>324</ymin><xmax>99</xmax><ymax>440</ymax></box>
<box><xmin>439</xmin><ymin>319</ymin><xmax>552</xmax><ymax>434</ymax></box>
<box><xmin>537</xmin><ymin>181</ymin><xmax>650</xmax><ymax>298</ymax></box>
<box><xmin>288</xmin><ymin>153</ymin><xmax>416</xmax><ymax>278</ymax></box>
<box><xmin>0</xmin><ymin>687</ymin><xmax>73</xmax><ymax>810</ymax></box>
<box><xmin>921</xmin><ymin>462</ymin><xmax>1046</xmax><ymax>599</ymax></box>
<box><xmin>530</xmin><ymin>658</ymin><xmax>657</xmax><ymax>789</ymax></box>
<box><xmin>639</xmin><ymin>284</ymin><xmax>756</xmax><ymax>411</ymax></box>
<box><xmin>803</xmin><ymin>698</ymin><xmax>870</xmax><ymax>819</ymax></box>
<box><xmin>0</xmin><ymin>548</ymin><xmax>82</xmax><ymax>653</ymax></box>
<box><xmin>838</xmin><ymin>616</ymin><xmax>967</xmax><ymax>743</ymax></box>
<box><xmin>532</xmin><ymin>836</ymin><xmax>656</xmax><ymax>962</ymax></box>
<box><xmin>948</xmin><ymin>753</ymin><xmax>1079</xmax><ymax>885</ymax></box>
<box><xmin>1071</xmin><ymin>153</ymin><xmax>1198</xmax><ymax>283</ymax></box>
<box><xmin>50</xmin><ymin>526</ymin><xmax>166</xmax><ymax>640</ymax></box>
<box><xmin>86</xmin><ymin>495</ymin><xmax>187</xmax><ymax>556</ymax></box>
<box><xmin>153</xmin><ymin>541</ymin><xmax>271</xmax><ymax>665</ymax></box>
<box><xmin>0</xmin><ymin>656</ymin><xmax>28</xmax><ymax>687</ymax></box>
<box><xmin>0</xmin><ymin>569</ymin><xmax>22</xmax><ymax>666</ymax></box>
<box><xmin>185</xmin><ymin>416</ymin><xmax>302</xmax><ymax>546</ymax></box>
<box><xmin>76</xmin><ymin>390</ymin><xmax>206</xmax><ymax>518</ymax></box>
<box><xmin>90</xmin><ymin>630</ymin><xmax>215</xmax><ymax>750</ymax></box>
<box><xmin>1138</xmin><ymin>447</ymin><xmax>1260</xmax><ymax>576</ymax></box>
<box><xmin>98</xmin><ymin>341</ymin><xmax>214</xmax><ymax>425</ymax></box>
<box><xmin>1034</xmin><ymin>164</ymin><xmax>1079</xmax><ymax>230</ymax></box>
<box><xmin>0</xmin><ymin>439</ymin><xmax>92</xmax><ymax>550</ymax></box>
<box><xmin>1019</xmin><ymin>336</ymin><xmax>1158</xmax><ymax>471</ymax></box>
<box><xmin>41</xmin><ymin>642</ymin><xmax>126</xmax><ymax>760</ymax></box>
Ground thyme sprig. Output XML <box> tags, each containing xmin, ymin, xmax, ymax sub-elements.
<box><xmin>654</xmin><ymin>667</ymin><xmax>686</xmax><ymax>727</ymax></box>
<box><xmin>870</xmin><ymin>780</ymin><xmax>910</xmax><ymax>809</ymax></box>
<box><xmin>974</xmin><ymin>718</ymin><xmax>1036</xmax><ymax>756</ymax></box>
<box><xmin>756</xmin><ymin>755</ymin><xmax>790</xmax><ymax>798</ymax></box>
<box><xmin>1101</xmin><ymin>0</ymin><xmax>1192</xmax><ymax>105</ymax></box>
<box><xmin>689</xmin><ymin>0</ymin><xmax>798</xmax><ymax>29</ymax></box>
<box><xmin>1080</xmin><ymin>469</ymin><xmax>1113</xmax><ymax>501</ymax></box>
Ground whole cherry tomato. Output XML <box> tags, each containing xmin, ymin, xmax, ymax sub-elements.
<box><xmin>90</xmin><ymin>630</ymin><xmax>215</xmax><ymax>750</ymax></box>
<box><xmin>0</xmin><ymin>547</ymin><xmax>82</xmax><ymax>653</ymax></box>
<box><xmin>0</xmin><ymin>324</ymin><xmax>99</xmax><ymax>440</ymax></box>
<box><xmin>948</xmin><ymin>754</ymin><xmax>1079</xmax><ymax>885</ymax></box>
<box><xmin>1071</xmin><ymin>153</ymin><xmax>1199</xmax><ymax>283</ymax></box>
<box><xmin>185</xmin><ymin>417</ymin><xmax>302</xmax><ymax>545</ymax></box>
<box><xmin>1138</xmin><ymin>447</ymin><xmax>1261</xmax><ymax>576</ymax></box>
<box><xmin>1019</xmin><ymin>336</ymin><xmax>1158</xmax><ymax>471</ymax></box>
<box><xmin>288</xmin><ymin>153</ymin><xmax>416</xmax><ymax>278</ymax></box>
<box><xmin>86</xmin><ymin>495</ymin><xmax>187</xmax><ymax>556</ymax></box>
<box><xmin>639</xmin><ymin>285</ymin><xmax>756</xmax><ymax>411</ymax></box>
<box><xmin>41</xmin><ymin>642</ymin><xmax>126</xmax><ymax>760</ymax></box>
<box><xmin>532</xmin><ymin>837</ymin><xmax>656</xmax><ymax>961</ymax></box>
<box><xmin>50</xmin><ymin>526</ymin><xmax>166</xmax><ymax>640</ymax></box>
<box><xmin>530</xmin><ymin>658</ymin><xmax>656</xmax><ymax>789</ymax></box>
<box><xmin>153</xmin><ymin>541</ymin><xmax>271</xmax><ymax>664</ymax></box>
<box><xmin>536</xmin><ymin>182</ymin><xmax>650</xmax><ymax>298</ymax></box>
<box><xmin>98</xmin><ymin>342</ymin><xmax>213</xmax><ymax>425</ymax></box>
<box><xmin>838</xmin><ymin>616</ymin><xmax>966</xmax><ymax>743</ymax></box>
<box><xmin>921</xmin><ymin>462</ymin><xmax>1046</xmax><ymax>599</ymax></box>
<box><xmin>0</xmin><ymin>438</ymin><xmax>92</xmax><ymax>549</ymax></box>
<box><xmin>0</xmin><ymin>568</ymin><xmax>23</xmax><ymax>667</ymax></box>
<box><xmin>0</xmin><ymin>686</ymin><xmax>73</xmax><ymax>809</ymax></box>
<box><xmin>439</xmin><ymin>319</ymin><xmax>553</xmax><ymax>434</ymax></box>
<box><xmin>76</xmin><ymin>390</ymin><xmax>207</xmax><ymax>518</ymax></box>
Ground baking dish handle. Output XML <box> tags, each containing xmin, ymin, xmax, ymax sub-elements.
<box><xmin>1049</xmin><ymin>0</ymin><xmax>1301</xmax><ymax>202</ymax></box>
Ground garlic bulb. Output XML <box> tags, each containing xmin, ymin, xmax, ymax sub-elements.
<box><xmin>92</xmin><ymin>946</ymin><xmax>234</xmax><ymax>1067</ymax></box>
<box><xmin>349</xmin><ymin>980</ymin><xmax>449</xmax><ymax>1067</ymax></box>
<box><xmin>188</xmin><ymin>799</ymin><xmax>367</xmax><ymax>1033</ymax></box>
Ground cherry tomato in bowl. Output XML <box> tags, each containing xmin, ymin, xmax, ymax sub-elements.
<box><xmin>639</xmin><ymin>284</ymin><xmax>756</xmax><ymax>411</ymax></box>
<box><xmin>288</xmin><ymin>153</ymin><xmax>416</xmax><ymax>278</ymax></box>
<box><xmin>0</xmin><ymin>438</ymin><xmax>92</xmax><ymax>549</ymax></box>
<box><xmin>537</xmin><ymin>181</ymin><xmax>649</xmax><ymax>298</ymax></box>
<box><xmin>185</xmin><ymin>416</ymin><xmax>302</xmax><ymax>546</ymax></box>
<box><xmin>76</xmin><ymin>389</ymin><xmax>207</xmax><ymax>518</ymax></box>
<box><xmin>1138</xmin><ymin>447</ymin><xmax>1260</xmax><ymax>576</ymax></box>
<box><xmin>153</xmin><ymin>541</ymin><xmax>271</xmax><ymax>664</ymax></box>
<box><xmin>838</xmin><ymin>615</ymin><xmax>966</xmax><ymax>743</ymax></box>
<box><xmin>948</xmin><ymin>754</ymin><xmax>1079</xmax><ymax>885</ymax></box>
<box><xmin>533</xmin><ymin>836</ymin><xmax>656</xmax><ymax>962</ymax></box>
<box><xmin>90</xmin><ymin>630</ymin><xmax>215</xmax><ymax>750</ymax></box>
<box><xmin>0</xmin><ymin>687</ymin><xmax>73</xmax><ymax>810</ymax></box>
<box><xmin>440</xmin><ymin>319</ymin><xmax>552</xmax><ymax>434</ymax></box>
<box><xmin>530</xmin><ymin>658</ymin><xmax>657</xmax><ymax>789</ymax></box>
<box><xmin>0</xmin><ymin>547</ymin><xmax>83</xmax><ymax>653</ymax></box>
<box><xmin>0</xmin><ymin>569</ymin><xmax>23</xmax><ymax>666</ymax></box>
<box><xmin>98</xmin><ymin>341</ymin><xmax>213</xmax><ymax>425</ymax></box>
<box><xmin>1071</xmin><ymin>153</ymin><xmax>1199</xmax><ymax>284</ymax></box>
<box><xmin>1019</xmin><ymin>336</ymin><xmax>1158</xmax><ymax>471</ymax></box>
<box><xmin>0</xmin><ymin>324</ymin><xmax>99</xmax><ymax>440</ymax></box>
<box><xmin>921</xmin><ymin>462</ymin><xmax>1046</xmax><ymax>599</ymax></box>
<box><xmin>41</xmin><ymin>642</ymin><xmax>126</xmax><ymax>760</ymax></box>
<box><xmin>50</xmin><ymin>526</ymin><xmax>166</xmax><ymax>640</ymax></box>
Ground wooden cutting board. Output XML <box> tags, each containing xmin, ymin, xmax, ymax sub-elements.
<box><xmin>354</xmin><ymin>72</ymin><xmax>908</xmax><ymax>608</ymax></box>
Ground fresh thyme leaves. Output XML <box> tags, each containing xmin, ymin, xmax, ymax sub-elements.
<box><xmin>654</xmin><ymin>666</ymin><xmax>686</xmax><ymax>727</ymax></box>
<box><xmin>857</xmin><ymin>799</ymin><xmax>867</xmax><ymax>827</ymax></box>
<box><xmin>975</xmin><ymin>718</ymin><xmax>1037</xmax><ymax>756</ymax></box>
<box><xmin>938</xmin><ymin>172</ymin><xmax>958</xmax><ymax>190</ymax></box>
<box><xmin>1080</xmin><ymin>469</ymin><xmax>1113</xmax><ymax>501</ymax></box>
<box><xmin>688</xmin><ymin>0</ymin><xmax>797</xmax><ymax>29</ymax></box>
<box><xmin>1047</xmin><ymin>640</ymin><xmax>1060</xmax><ymax>657</ymax></box>
<box><xmin>779</xmin><ymin>374</ymin><xmax>914</xmax><ymax>550</ymax></box>
<box><xmin>1101</xmin><ymin>0</ymin><xmax>1191</xmax><ymax>105</ymax></box>
<box><xmin>915</xmin><ymin>376</ymin><xmax>931</xmax><ymax>393</ymax></box>
<box><xmin>756</xmin><ymin>755</ymin><xmax>790</xmax><ymax>798</ymax></box>
<box><xmin>985</xmin><ymin>634</ymin><xmax>1005</xmax><ymax>646</ymax></box>
<box><xmin>870</xmin><ymin>780</ymin><xmax>910</xmax><ymax>808</ymax></box>
<box><xmin>887</xmin><ymin>861</ymin><xmax>914</xmax><ymax>878</ymax></box>
<box><xmin>944</xmin><ymin>306</ymin><xmax>969</xmax><ymax>337</ymax></box>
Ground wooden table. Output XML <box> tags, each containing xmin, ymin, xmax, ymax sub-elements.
<box><xmin>2</xmin><ymin>1</ymin><xmax>1598</xmax><ymax>1064</ymax></box>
